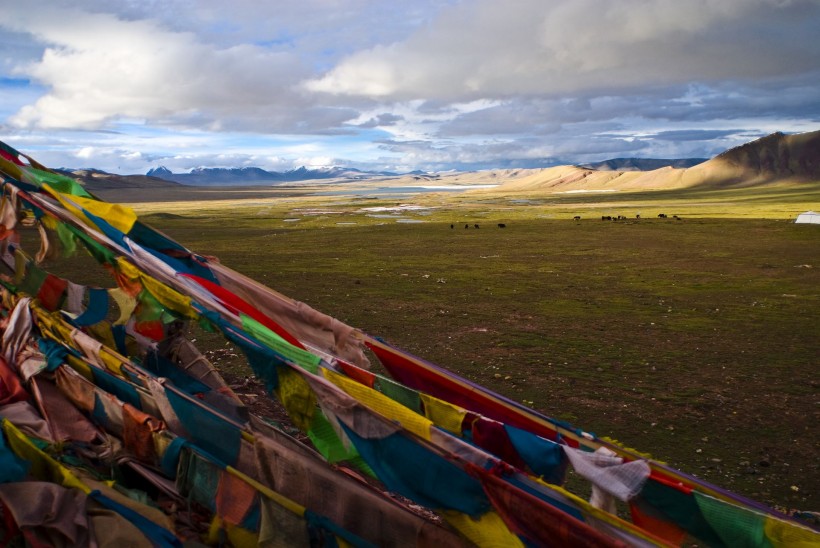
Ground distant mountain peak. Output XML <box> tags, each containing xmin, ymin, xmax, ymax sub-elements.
<box><xmin>577</xmin><ymin>158</ymin><xmax>707</xmax><ymax>171</ymax></box>
<box><xmin>147</xmin><ymin>166</ymin><xmax>174</xmax><ymax>178</ymax></box>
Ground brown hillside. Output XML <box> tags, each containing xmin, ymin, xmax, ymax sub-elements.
<box><xmin>481</xmin><ymin>164</ymin><xmax>690</xmax><ymax>193</ymax></box>
<box><xmin>683</xmin><ymin>130</ymin><xmax>820</xmax><ymax>187</ymax></box>
<box><xmin>485</xmin><ymin>130</ymin><xmax>820</xmax><ymax>194</ymax></box>
<box><xmin>62</xmin><ymin>170</ymin><xmax>183</xmax><ymax>192</ymax></box>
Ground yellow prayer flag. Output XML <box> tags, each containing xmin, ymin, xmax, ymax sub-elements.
<box><xmin>41</xmin><ymin>215</ymin><xmax>59</xmax><ymax>230</ymax></box>
<box><xmin>207</xmin><ymin>517</ymin><xmax>259</xmax><ymax>548</ymax></box>
<box><xmin>764</xmin><ymin>515</ymin><xmax>820</xmax><ymax>547</ymax></box>
<box><xmin>2</xmin><ymin>419</ymin><xmax>91</xmax><ymax>494</ymax></box>
<box><xmin>141</xmin><ymin>274</ymin><xmax>197</xmax><ymax>319</ymax></box>
<box><xmin>442</xmin><ymin>509</ymin><xmax>525</xmax><ymax>548</ymax></box>
<box><xmin>46</xmin><ymin>185</ymin><xmax>137</xmax><ymax>234</ymax></box>
<box><xmin>99</xmin><ymin>350</ymin><xmax>125</xmax><ymax>377</ymax></box>
<box><xmin>109</xmin><ymin>288</ymin><xmax>137</xmax><ymax>325</ymax></box>
<box><xmin>276</xmin><ymin>366</ymin><xmax>316</xmax><ymax>432</ymax></box>
<box><xmin>66</xmin><ymin>355</ymin><xmax>95</xmax><ymax>381</ymax></box>
<box><xmin>0</xmin><ymin>156</ymin><xmax>23</xmax><ymax>181</ymax></box>
<box><xmin>323</xmin><ymin>368</ymin><xmax>433</xmax><ymax>441</ymax></box>
<box><xmin>420</xmin><ymin>393</ymin><xmax>467</xmax><ymax>435</ymax></box>
<box><xmin>13</xmin><ymin>248</ymin><xmax>26</xmax><ymax>285</ymax></box>
<box><xmin>116</xmin><ymin>257</ymin><xmax>141</xmax><ymax>281</ymax></box>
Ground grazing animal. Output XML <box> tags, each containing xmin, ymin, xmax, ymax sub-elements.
<box><xmin>658</xmin><ymin>213</ymin><xmax>667</xmax><ymax>218</ymax></box>
<box><xmin>450</xmin><ymin>224</ymin><xmax>454</xmax><ymax>229</ymax></box>
<box><xmin>474</xmin><ymin>224</ymin><xmax>480</xmax><ymax>229</ymax></box>
<box><xmin>573</xmin><ymin>216</ymin><xmax>581</xmax><ymax>221</ymax></box>
<box><xmin>497</xmin><ymin>223</ymin><xmax>506</xmax><ymax>228</ymax></box>
<box><xmin>602</xmin><ymin>216</ymin><xmax>612</xmax><ymax>221</ymax></box>
<box><xmin>673</xmin><ymin>215</ymin><xmax>681</xmax><ymax>220</ymax></box>
<box><xmin>465</xmin><ymin>224</ymin><xmax>469</xmax><ymax>229</ymax></box>
<box><xmin>636</xmin><ymin>214</ymin><xmax>641</xmax><ymax>219</ymax></box>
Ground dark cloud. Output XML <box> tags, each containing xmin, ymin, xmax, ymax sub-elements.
<box><xmin>310</xmin><ymin>1</ymin><xmax>820</xmax><ymax>100</ymax></box>
<box><xmin>436</xmin><ymin>102</ymin><xmax>562</xmax><ymax>137</ymax></box>
<box><xmin>357</xmin><ymin>113</ymin><xmax>404</xmax><ymax>128</ymax></box>
<box><xmin>649</xmin><ymin>129</ymin><xmax>744</xmax><ymax>141</ymax></box>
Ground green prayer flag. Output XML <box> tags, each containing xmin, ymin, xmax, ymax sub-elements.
<box><xmin>19</xmin><ymin>261</ymin><xmax>47</xmax><ymax>297</ymax></box>
<box><xmin>56</xmin><ymin>222</ymin><xmax>78</xmax><ymax>258</ymax></box>
<box><xmin>374</xmin><ymin>376</ymin><xmax>423</xmax><ymax>412</ymax></box>
<box><xmin>24</xmin><ymin>167</ymin><xmax>93</xmax><ymax>198</ymax></box>
<box><xmin>694</xmin><ymin>491</ymin><xmax>772</xmax><ymax>548</ymax></box>
<box><xmin>240</xmin><ymin>314</ymin><xmax>321</xmax><ymax>373</ymax></box>
<box><xmin>68</xmin><ymin>224</ymin><xmax>116</xmax><ymax>265</ymax></box>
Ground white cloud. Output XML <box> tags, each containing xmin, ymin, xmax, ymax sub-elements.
<box><xmin>293</xmin><ymin>156</ymin><xmax>335</xmax><ymax>168</ymax></box>
<box><xmin>0</xmin><ymin>4</ymin><xmax>312</xmax><ymax>130</ymax></box>
<box><xmin>75</xmin><ymin>146</ymin><xmax>95</xmax><ymax>158</ymax></box>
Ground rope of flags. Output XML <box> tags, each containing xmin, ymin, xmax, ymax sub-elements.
<box><xmin>0</xmin><ymin>140</ymin><xmax>816</xmax><ymax>546</ymax></box>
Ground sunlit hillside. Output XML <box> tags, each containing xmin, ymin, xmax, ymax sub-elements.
<box><xmin>481</xmin><ymin>130</ymin><xmax>820</xmax><ymax>194</ymax></box>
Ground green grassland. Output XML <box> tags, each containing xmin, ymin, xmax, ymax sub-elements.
<box><xmin>42</xmin><ymin>182</ymin><xmax>820</xmax><ymax>513</ymax></box>
<box><xmin>114</xmin><ymin>175</ymin><xmax>820</xmax><ymax>219</ymax></box>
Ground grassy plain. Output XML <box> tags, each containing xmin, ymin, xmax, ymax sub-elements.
<box><xmin>55</xmin><ymin>182</ymin><xmax>820</xmax><ymax>512</ymax></box>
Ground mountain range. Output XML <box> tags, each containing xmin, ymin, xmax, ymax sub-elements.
<box><xmin>576</xmin><ymin>158</ymin><xmax>707</xmax><ymax>171</ymax></box>
<box><xmin>143</xmin><ymin>159</ymin><xmax>710</xmax><ymax>186</ymax></box>
<box><xmin>144</xmin><ymin>165</ymin><xmax>397</xmax><ymax>186</ymax></box>
<box><xmin>62</xmin><ymin>129</ymin><xmax>819</xmax><ymax>195</ymax></box>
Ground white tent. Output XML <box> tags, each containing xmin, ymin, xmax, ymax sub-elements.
<box><xmin>795</xmin><ymin>211</ymin><xmax>820</xmax><ymax>224</ymax></box>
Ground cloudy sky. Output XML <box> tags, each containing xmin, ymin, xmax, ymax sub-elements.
<box><xmin>1</xmin><ymin>0</ymin><xmax>819</xmax><ymax>174</ymax></box>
